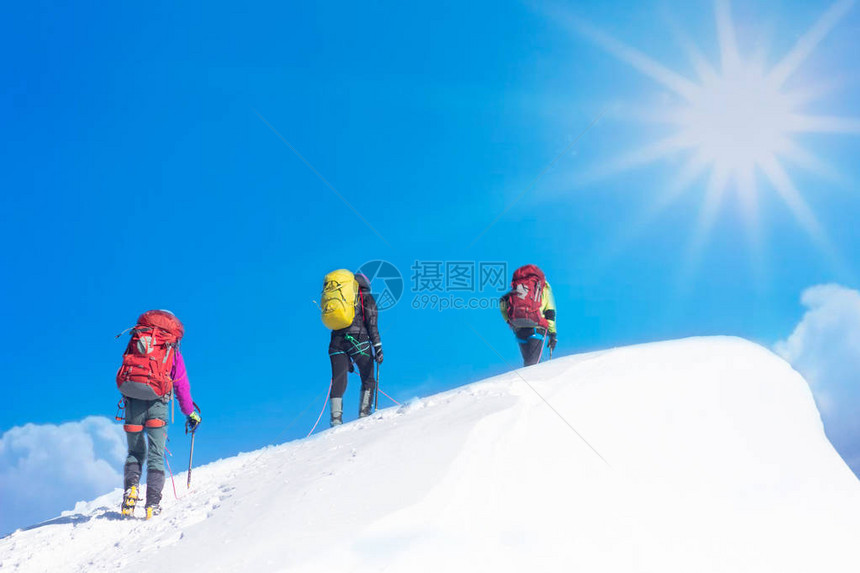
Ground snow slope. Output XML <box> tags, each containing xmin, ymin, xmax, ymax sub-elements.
<box><xmin>2</xmin><ymin>336</ymin><xmax>859</xmax><ymax>572</ymax></box>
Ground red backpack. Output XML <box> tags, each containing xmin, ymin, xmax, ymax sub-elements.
<box><xmin>505</xmin><ymin>264</ymin><xmax>548</xmax><ymax>330</ymax></box>
<box><xmin>116</xmin><ymin>310</ymin><xmax>184</xmax><ymax>400</ymax></box>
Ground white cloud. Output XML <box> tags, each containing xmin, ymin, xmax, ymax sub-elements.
<box><xmin>775</xmin><ymin>284</ymin><xmax>860</xmax><ymax>473</ymax></box>
<box><xmin>0</xmin><ymin>416</ymin><xmax>126</xmax><ymax>536</ymax></box>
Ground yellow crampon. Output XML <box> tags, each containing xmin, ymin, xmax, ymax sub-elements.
<box><xmin>120</xmin><ymin>485</ymin><xmax>139</xmax><ymax>517</ymax></box>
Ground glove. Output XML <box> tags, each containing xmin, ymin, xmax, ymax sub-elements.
<box><xmin>374</xmin><ymin>344</ymin><xmax>384</xmax><ymax>364</ymax></box>
<box><xmin>547</xmin><ymin>333</ymin><xmax>557</xmax><ymax>351</ymax></box>
<box><xmin>186</xmin><ymin>411</ymin><xmax>202</xmax><ymax>432</ymax></box>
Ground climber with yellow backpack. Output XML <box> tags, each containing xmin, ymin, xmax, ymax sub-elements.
<box><xmin>320</xmin><ymin>269</ymin><xmax>383</xmax><ymax>426</ymax></box>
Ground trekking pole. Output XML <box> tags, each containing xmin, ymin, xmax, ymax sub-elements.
<box><xmin>374</xmin><ymin>362</ymin><xmax>380</xmax><ymax>413</ymax></box>
<box><xmin>185</xmin><ymin>402</ymin><xmax>201</xmax><ymax>489</ymax></box>
<box><xmin>186</xmin><ymin>431</ymin><xmax>196</xmax><ymax>489</ymax></box>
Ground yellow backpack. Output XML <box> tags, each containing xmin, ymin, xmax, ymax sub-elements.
<box><xmin>320</xmin><ymin>269</ymin><xmax>358</xmax><ymax>330</ymax></box>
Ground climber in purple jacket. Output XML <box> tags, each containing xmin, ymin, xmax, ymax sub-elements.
<box><xmin>116</xmin><ymin>310</ymin><xmax>201</xmax><ymax>519</ymax></box>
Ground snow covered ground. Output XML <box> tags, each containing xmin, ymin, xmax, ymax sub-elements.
<box><xmin>2</xmin><ymin>336</ymin><xmax>859</xmax><ymax>572</ymax></box>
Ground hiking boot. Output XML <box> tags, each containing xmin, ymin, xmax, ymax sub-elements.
<box><xmin>330</xmin><ymin>397</ymin><xmax>343</xmax><ymax>427</ymax></box>
<box><xmin>121</xmin><ymin>485</ymin><xmax>140</xmax><ymax>517</ymax></box>
<box><xmin>358</xmin><ymin>389</ymin><xmax>373</xmax><ymax>418</ymax></box>
<box><xmin>145</xmin><ymin>505</ymin><xmax>162</xmax><ymax>520</ymax></box>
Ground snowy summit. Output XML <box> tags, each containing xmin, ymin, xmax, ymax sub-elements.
<box><xmin>2</xmin><ymin>336</ymin><xmax>859</xmax><ymax>572</ymax></box>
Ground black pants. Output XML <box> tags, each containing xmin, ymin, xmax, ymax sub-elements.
<box><xmin>329</xmin><ymin>334</ymin><xmax>376</xmax><ymax>399</ymax></box>
<box><xmin>515</xmin><ymin>327</ymin><xmax>546</xmax><ymax>366</ymax></box>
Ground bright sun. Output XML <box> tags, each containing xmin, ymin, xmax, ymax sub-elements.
<box><xmin>679</xmin><ymin>65</ymin><xmax>792</xmax><ymax>172</ymax></box>
<box><xmin>566</xmin><ymin>0</ymin><xmax>860</xmax><ymax>273</ymax></box>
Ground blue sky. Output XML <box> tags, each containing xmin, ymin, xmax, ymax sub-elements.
<box><xmin>2</xmin><ymin>0</ymin><xmax>859</xmax><ymax>534</ymax></box>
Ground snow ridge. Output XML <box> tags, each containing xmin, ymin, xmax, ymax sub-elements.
<box><xmin>2</xmin><ymin>337</ymin><xmax>859</xmax><ymax>573</ymax></box>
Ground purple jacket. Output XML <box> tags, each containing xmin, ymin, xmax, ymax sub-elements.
<box><xmin>171</xmin><ymin>351</ymin><xmax>195</xmax><ymax>416</ymax></box>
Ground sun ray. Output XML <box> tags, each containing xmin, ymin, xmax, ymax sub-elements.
<box><xmin>777</xmin><ymin>139</ymin><xmax>839</xmax><ymax>181</ymax></box>
<box><xmin>664</xmin><ymin>151</ymin><xmax>713</xmax><ymax>208</ymax></box>
<box><xmin>736</xmin><ymin>165</ymin><xmax>762</xmax><ymax>250</ymax></box>
<box><xmin>663</xmin><ymin>10</ymin><xmax>720</xmax><ymax>84</ymax></box>
<box><xmin>715</xmin><ymin>0</ymin><xmax>742</xmax><ymax>74</ymax></box>
<box><xmin>678</xmin><ymin>165</ymin><xmax>731</xmax><ymax>291</ymax></box>
<box><xmin>782</xmin><ymin>80</ymin><xmax>842</xmax><ymax>110</ymax></box>
<box><xmin>736</xmin><ymin>166</ymin><xmax>759</xmax><ymax>229</ymax></box>
<box><xmin>758</xmin><ymin>154</ymin><xmax>828</xmax><ymax>246</ymax></box>
<box><xmin>604</xmin><ymin>103</ymin><xmax>679</xmax><ymax>126</ymax></box>
<box><xmin>688</xmin><ymin>165</ymin><xmax>731</xmax><ymax>258</ymax></box>
<box><xmin>594</xmin><ymin>151</ymin><xmax>712</xmax><ymax>277</ymax></box>
<box><xmin>759</xmin><ymin>154</ymin><xmax>855</xmax><ymax>281</ymax></box>
<box><xmin>558</xmin><ymin>14</ymin><xmax>700</xmax><ymax>100</ymax></box>
<box><xmin>785</xmin><ymin>114</ymin><xmax>860</xmax><ymax>134</ymax></box>
<box><xmin>579</xmin><ymin>134</ymin><xmax>694</xmax><ymax>183</ymax></box>
<box><xmin>731</xmin><ymin>164</ymin><xmax>770</xmax><ymax>291</ymax></box>
<box><xmin>768</xmin><ymin>0</ymin><xmax>855</xmax><ymax>88</ymax></box>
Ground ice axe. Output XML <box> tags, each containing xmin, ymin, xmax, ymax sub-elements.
<box><xmin>185</xmin><ymin>402</ymin><xmax>201</xmax><ymax>489</ymax></box>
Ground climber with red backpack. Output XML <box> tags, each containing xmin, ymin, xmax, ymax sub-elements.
<box><xmin>320</xmin><ymin>270</ymin><xmax>383</xmax><ymax>426</ymax></box>
<box><xmin>115</xmin><ymin>310</ymin><xmax>201</xmax><ymax>519</ymax></box>
<box><xmin>500</xmin><ymin>264</ymin><xmax>557</xmax><ymax>366</ymax></box>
